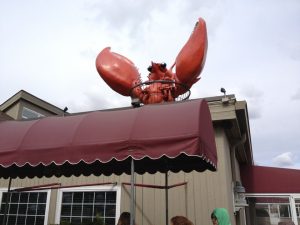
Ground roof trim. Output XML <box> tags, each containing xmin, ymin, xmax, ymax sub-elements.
<box><xmin>241</xmin><ymin>165</ymin><xmax>300</xmax><ymax>193</ymax></box>
<box><xmin>0</xmin><ymin>90</ymin><xmax>66</xmax><ymax>115</ymax></box>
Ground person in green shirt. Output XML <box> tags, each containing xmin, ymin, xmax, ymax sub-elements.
<box><xmin>211</xmin><ymin>208</ymin><xmax>231</xmax><ymax>225</ymax></box>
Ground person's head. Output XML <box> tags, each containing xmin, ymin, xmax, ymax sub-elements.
<box><xmin>117</xmin><ymin>212</ymin><xmax>131</xmax><ymax>225</ymax></box>
<box><xmin>170</xmin><ymin>216</ymin><xmax>194</xmax><ymax>225</ymax></box>
<box><xmin>211</xmin><ymin>212</ymin><xmax>218</xmax><ymax>225</ymax></box>
<box><xmin>211</xmin><ymin>208</ymin><xmax>231</xmax><ymax>225</ymax></box>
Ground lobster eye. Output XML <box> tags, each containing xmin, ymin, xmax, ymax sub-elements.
<box><xmin>147</xmin><ymin>66</ymin><xmax>152</xmax><ymax>72</ymax></box>
<box><xmin>160</xmin><ymin>63</ymin><xmax>167</xmax><ymax>69</ymax></box>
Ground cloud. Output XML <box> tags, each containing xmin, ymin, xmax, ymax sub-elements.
<box><xmin>239</xmin><ymin>85</ymin><xmax>264</xmax><ymax>119</ymax></box>
<box><xmin>80</xmin><ymin>48</ymin><xmax>98</xmax><ymax>59</ymax></box>
<box><xmin>84</xmin><ymin>0</ymin><xmax>225</xmax><ymax>48</ymax></box>
<box><xmin>240</xmin><ymin>86</ymin><xmax>263</xmax><ymax>99</ymax></box>
<box><xmin>85</xmin><ymin>1</ymin><xmax>162</xmax><ymax>35</ymax></box>
<box><xmin>86</xmin><ymin>0</ymin><xmax>220</xmax><ymax>29</ymax></box>
<box><xmin>291</xmin><ymin>88</ymin><xmax>300</xmax><ymax>100</ymax></box>
<box><xmin>272</xmin><ymin>152</ymin><xmax>296</xmax><ymax>167</ymax></box>
<box><xmin>248</xmin><ymin>108</ymin><xmax>261</xmax><ymax>120</ymax></box>
<box><xmin>279</xmin><ymin>42</ymin><xmax>300</xmax><ymax>61</ymax></box>
<box><xmin>65</xmin><ymin>84</ymin><xmax>130</xmax><ymax>113</ymax></box>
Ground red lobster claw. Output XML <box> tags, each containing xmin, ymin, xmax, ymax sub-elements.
<box><xmin>175</xmin><ymin>18</ymin><xmax>208</xmax><ymax>94</ymax></box>
<box><xmin>95</xmin><ymin>47</ymin><xmax>141</xmax><ymax>96</ymax></box>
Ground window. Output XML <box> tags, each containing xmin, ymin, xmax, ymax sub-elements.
<box><xmin>256</xmin><ymin>203</ymin><xmax>291</xmax><ymax>219</ymax></box>
<box><xmin>22</xmin><ymin>107</ymin><xmax>45</xmax><ymax>119</ymax></box>
<box><xmin>279</xmin><ymin>204</ymin><xmax>291</xmax><ymax>217</ymax></box>
<box><xmin>296</xmin><ymin>203</ymin><xmax>300</xmax><ymax>217</ymax></box>
<box><xmin>56</xmin><ymin>186</ymin><xmax>120</xmax><ymax>225</ymax></box>
<box><xmin>269</xmin><ymin>204</ymin><xmax>279</xmax><ymax>218</ymax></box>
<box><xmin>0</xmin><ymin>190</ymin><xmax>50</xmax><ymax>225</ymax></box>
<box><xmin>256</xmin><ymin>204</ymin><xmax>269</xmax><ymax>217</ymax></box>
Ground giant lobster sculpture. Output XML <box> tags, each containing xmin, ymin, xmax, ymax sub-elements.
<box><xmin>96</xmin><ymin>17</ymin><xmax>208</xmax><ymax>105</ymax></box>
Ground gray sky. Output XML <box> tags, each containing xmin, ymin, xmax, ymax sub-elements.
<box><xmin>1</xmin><ymin>0</ymin><xmax>300</xmax><ymax>169</ymax></box>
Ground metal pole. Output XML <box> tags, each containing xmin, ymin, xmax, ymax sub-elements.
<box><xmin>2</xmin><ymin>177</ymin><xmax>12</xmax><ymax>225</ymax></box>
<box><xmin>165</xmin><ymin>172</ymin><xmax>169</xmax><ymax>225</ymax></box>
<box><xmin>121</xmin><ymin>181</ymin><xmax>187</xmax><ymax>189</ymax></box>
<box><xmin>130</xmin><ymin>158</ymin><xmax>135</xmax><ymax>225</ymax></box>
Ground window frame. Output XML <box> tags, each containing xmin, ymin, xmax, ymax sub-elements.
<box><xmin>255</xmin><ymin>202</ymin><xmax>292</xmax><ymax>219</ymax></box>
<box><xmin>0</xmin><ymin>188</ymin><xmax>51</xmax><ymax>225</ymax></box>
<box><xmin>296</xmin><ymin>203</ymin><xmax>300</xmax><ymax>217</ymax></box>
<box><xmin>55</xmin><ymin>185</ymin><xmax>121</xmax><ymax>225</ymax></box>
<box><xmin>21</xmin><ymin>107</ymin><xmax>45</xmax><ymax>119</ymax></box>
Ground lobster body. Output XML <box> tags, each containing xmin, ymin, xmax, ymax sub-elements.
<box><xmin>96</xmin><ymin>18</ymin><xmax>208</xmax><ymax>104</ymax></box>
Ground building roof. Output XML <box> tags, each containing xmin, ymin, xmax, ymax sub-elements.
<box><xmin>0</xmin><ymin>90</ymin><xmax>66</xmax><ymax>116</ymax></box>
<box><xmin>241</xmin><ymin>165</ymin><xmax>300</xmax><ymax>193</ymax></box>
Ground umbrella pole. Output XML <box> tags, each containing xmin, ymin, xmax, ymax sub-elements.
<box><xmin>165</xmin><ymin>172</ymin><xmax>169</xmax><ymax>225</ymax></box>
<box><xmin>130</xmin><ymin>158</ymin><xmax>135</xmax><ymax>225</ymax></box>
<box><xmin>2</xmin><ymin>177</ymin><xmax>12</xmax><ymax>225</ymax></box>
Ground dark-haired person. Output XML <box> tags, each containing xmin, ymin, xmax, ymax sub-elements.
<box><xmin>117</xmin><ymin>212</ymin><xmax>131</xmax><ymax>225</ymax></box>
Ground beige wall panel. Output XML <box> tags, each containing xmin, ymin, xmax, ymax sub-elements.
<box><xmin>153</xmin><ymin>172</ymin><xmax>165</xmax><ymax>225</ymax></box>
<box><xmin>215</xmin><ymin>127</ymin><xmax>235</xmax><ymax>224</ymax></box>
<box><xmin>182</xmin><ymin>127</ymin><xmax>235</xmax><ymax>225</ymax></box>
<box><xmin>48</xmin><ymin>189</ymin><xmax>58</xmax><ymax>224</ymax></box>
<box><xmin>7</xmin><ymin>175</ymin><xmax>113</xmax><ymax>187</ymax></box>
<box><xmin>4</xmin><ymin>102</ymin><xmax>20</xmax><ymax>119</ymax></box>
<box><xmin>118</xmin><ymin>174</ymin><xmax>132</xmax><ymax>212</ymax></box>
<box><xmin>184</xmin><ymin>172</ymin><xmax>195</xmax><ymax>221</ymax></box>
<box><xmin>102</xmin><ymin>174</ymin><xmax>116</xmax><ymax>184</ymax></box>
<box><xmin>195</xmin><ymin>171</ymin><xmax>207</xmax><ymax>225</ymax></box>
<box><xmin>134</xmin><ymin>174</ymin><xmax>143</xmax><ymax>224</ymax></box>
<box><xmin>216</xmin><ymin>127</ymin><xmax>236</xmax><ymax>224</ymax></box>
<box><xmin>234</xmin><ymin>156</ymin><xmax>242</xmax><ymax>182</ymax></box>
<box><xmin>168</xmin><ymin>171</ymin><xmax>186</xmax><ymax>217</ymax></box>
<box><xmin>140</xmin><ymin>173</ymin><xmax>155</xmax><ymax>225</ymax></box>
<box><xmin>126</xmin><ymin>172</ymin><xmax>165</xmax><ymax>225</ymax></box>
<box><xmin>137</xmin><ymin>172</ymin><xmax>168</xmax><ymax>225</ymax></box>
<box><xmin>209</xmin><ymin>104</ymin><xmax>236</xmax><ymax>121</ymax></box>
<box><xmin>0</xmin><ymin>179</ymin><xmax>10</xmax><ymax>188</ymax></box>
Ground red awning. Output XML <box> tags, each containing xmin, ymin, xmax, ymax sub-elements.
<box><xmin>241</xmin><ymin>165</ymin><xmax>300</xmax><ymax>193</ymax></box>
<box><xmin>0</xmin><ymin>99</ymin><xmax>217</xmax><ymax>178</ymax></box>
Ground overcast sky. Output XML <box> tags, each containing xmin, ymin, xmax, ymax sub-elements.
<box><xmin>1</xmin><ymin>0</ymin><xmax>299</xmax><ymax>169</ymax></box>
